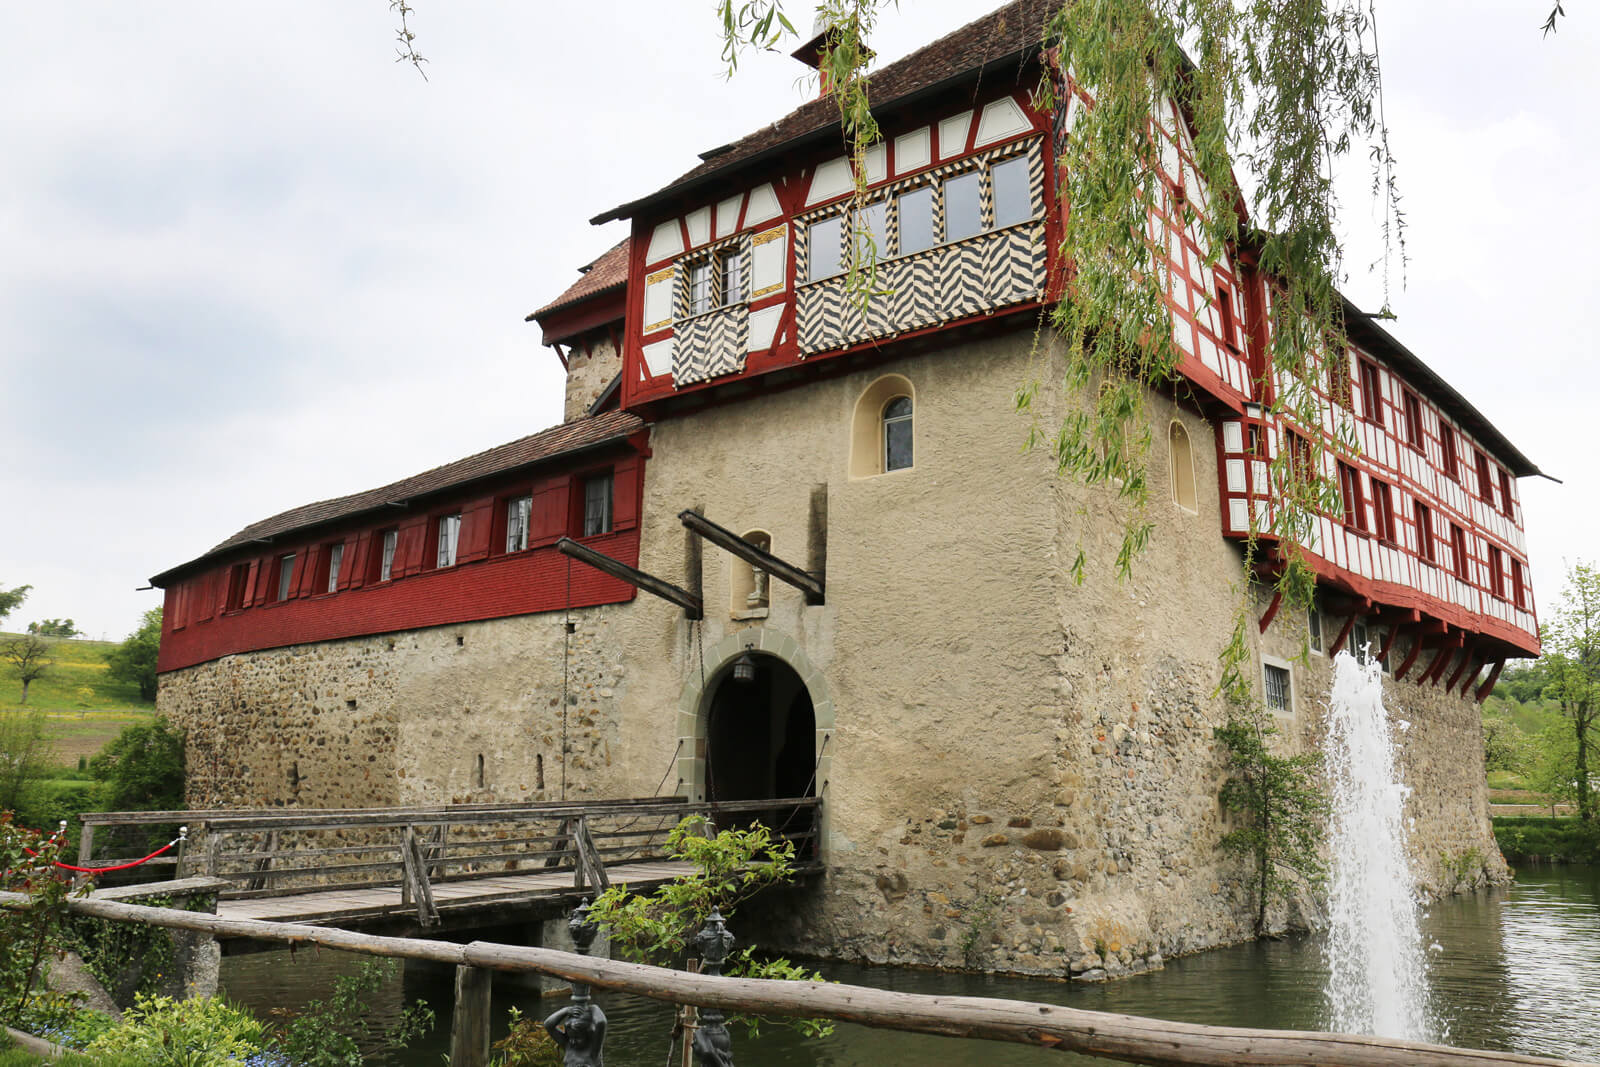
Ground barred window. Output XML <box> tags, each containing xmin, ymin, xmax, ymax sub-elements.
<box><xmin>1264</xmin><ymin>663</ymin><xmax>1291</xmax><ymax>713</ymax></box>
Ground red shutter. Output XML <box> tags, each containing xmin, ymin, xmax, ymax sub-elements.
<box><xmin>531</xmin><ymin>478</ymin><xmax>571</xmax><ymax>546</ymax></box>
<box><xmin>457</xmin><ymin>499</ymin><xmax>494</xmax><ymax>563</ymax></box>
<box><xmin>612</xmin><ymin>460</ymin><xmax>639</xmax><ymax>531</ymax></box>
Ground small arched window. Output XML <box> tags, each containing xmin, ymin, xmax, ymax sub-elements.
<box><xmin>1170</xmin><ymin>421</ymin><xmax>1197</xmax><ymax>512</ymax></box>
<box><xmin>850</xmin><ymin>374</ymin><xmax>916</xmax><ymax>478</ymax></box>
<box><xmin>883</xmin><ymin>396</ymin><xmax>913</xmax><ymax>472</ymax></box>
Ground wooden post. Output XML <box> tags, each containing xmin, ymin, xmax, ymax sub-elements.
<box><xmin>449</xmin><ymin>964</ymin><xmax>493</xmax><ymax>1067</ymax></box>
<box><xmin>76</xmin><ymin>823</ymin><xmax>95</xmax><ymax>870</ymax></box>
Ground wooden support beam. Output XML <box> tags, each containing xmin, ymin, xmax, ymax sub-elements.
<box><xmin>679</xmin><ymin>509</ymin><xmax>825</xmax><ymax>605</ymax></box>
<box><xmin>1258</xmin><ymin>590</ymin><xmax>1283</xmax><ymax>634</ymax></box>
<box><xmin>1328</xmin><ymin>614</ymin><xmax>1359</xmax><ymax>657</ymax></box>
<box><xmin>1456</xmin><ymin>656</ymin><xmax>1485</xmax><ymax>697</ymax></box>
<box><xmin>1418</xmin><ymin>647</ymin><xmax>1452</xmax><ymax>687</ymax></box>
<box><xmin>1444</xmin><ymin>647</ymin><xmax>1477</xmax><ymax>692</ymax></box>
<box><xmin>1476</xmin><ymin>659</ymin><xmax>1507</xmax><ymax>703</ymax></box>
<box><xmin>1374</xmin><ymin>606</ymin><xmax>1421</xmax><ymax>626</ymax></box>
<box><xmin>450</xmin><ymin>965</ymin><xmax>493</xmax><ymax>1067</ymax></box>
<box><xmin>1324</xmin><ymin>594</ymin><xmax>1373</xmax><ymax>618</ymax></box>
<box><xmin>557</xmin><ymin>537</ymin><xmax>703</xmax><ymax>620</ymax></box>
<box><xmin>1392</xmin><ymin>627</ymin><xmax>1424</xmax><ymax>681</ymax></box>
<box><xmin>1374</xmin><ymin>625</ymin><xmax>1399</xmax><ymax>669</ymax></box>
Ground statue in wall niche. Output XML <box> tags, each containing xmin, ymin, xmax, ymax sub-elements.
<box><xmin>747</xmin><ymin>566</ymin><xmax>769</xmax><ymax>609</ymax></box>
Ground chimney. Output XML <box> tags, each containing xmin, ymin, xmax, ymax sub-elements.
<box><xmin>791</xmin><ymin>12</ymin><xmax>833</xmax><ymax>97</ymax></box>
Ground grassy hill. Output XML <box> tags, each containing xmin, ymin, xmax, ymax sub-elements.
<box><xmin>0</xmin><ymin>632</ymin><xmax>155</xmax><ymax>713</ymax></box>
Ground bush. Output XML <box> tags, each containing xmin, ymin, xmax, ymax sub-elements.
<box><xmin>89</xmin><ymin>717</ymin><xmax>184</xmax><ymax>815</ymax></box>
<box><xmin>82</xmin><ymin>994</ymin><xmax>267</xmax><ymax>1066</ymax></box>
<box><xmin>1493</xmin><ymin>816</ymin><xmax>1600</xmax><ymax>863</ymax></box>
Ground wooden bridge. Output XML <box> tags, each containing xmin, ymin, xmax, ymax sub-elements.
<box><xmin>76</xmin><ymin>795</ymin><xmax>821</xmax><ymax>939</ymax></box>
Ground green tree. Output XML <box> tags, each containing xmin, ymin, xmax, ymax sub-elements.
<box><xmin>26</xmin><ymin>619</ymin><xmax>80</xmax><ymax>639</ymax></box>
<box><xmin>1540</xmin><ymin>562</ymin><xmax>1600</xmax><ymax>821</ymax></box>
<box><xmin>1214</xmin><ymin>706</ymin><xmax>1328</xmax><ymax>937</ymax></box>
<box><xmin>0</xmin><ymin>635</ymin><xmax>53</xmax><ymax>706</ymax></box>
<box><xmin>106</xmin><ymin>608</ymin><xmax>162</xmax><ymax>703</ymax></box>
<box><xmin>1495</xmin><ymin>658</ymin><xmax>1552</xmax><ymax>705</ymax></box>
<box><xmin>1481</xmin><ymin>713</ymin><xmax>1528</xmax><ymax>777</ymax></box>
<box><xmin>0</xmin><ymin>710</ymin><xmax>53</xmax><ymax>815</ymax></box>
<box><xmin>1525</xmin><ymin>724</ymin><xmax>1579</xmax><ymax>817</ymax></box>
<box><xmin>89</xmin><ymin>716</ymin><xmax>186</xmax><ymax>813</ymax></box>
<box><xmin>0</xmin><ymin>583</ymin><xmax>29</xmax><ymax>627</ymax></box>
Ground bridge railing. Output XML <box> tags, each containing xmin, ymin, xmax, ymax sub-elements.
<box><xmin>76</xmin><ymin>796</ymin><xmax>822</xmax><ymax>924</ymax></box>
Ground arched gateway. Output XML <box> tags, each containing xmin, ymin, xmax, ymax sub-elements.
<box><xmin>675</xmin><ymin>628</ymin><xmax>833</xmax><ymax>842</ymax></box>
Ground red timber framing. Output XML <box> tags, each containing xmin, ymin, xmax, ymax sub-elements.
<box><xmin>152</xmin><ymin>419</ymin><xmax>650</xmax><ymax>674</ymax></box>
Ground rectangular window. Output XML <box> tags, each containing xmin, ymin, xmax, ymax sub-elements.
<box><xmin>898</xmin><ymin>186</ymin><xmax>935</xmax><ymax>256</ymax></box>
<box><xmin>717</xmin><ymin>248</ymin><xmax>743</xmax><ymax>306</ymax></box>
<box><xmin>1370</xmin><ymin>477</ymin><xmax>1396</xmax><ymax>543</ymax></box>
<box><xmin>506</xmin><ymin>494</ymin><xmax>532</xmax><ymax>553</ymax></box>
<box><xmin>435</xmin><ymin>514</ymin><xmax>461</xmax><ymax>569</ymax></box>
<box><xmin>1327</xmin><ymin>348</ymin><xmax>1353</xmax><ymax>410</ymax></box>
<box><xmin>274</xmin><ymin>553</ymin><xmax>296</xmax><ymax>602</ymax></box>
<box><xmin>807</xmin><ymin>216</ymin><xmax>843</xmax><ymax>280</ymax></box>
<box><xmin>990</xmin><ymin>155</ymin><xmax>1031</xmax><ymax>229</ymax></box>
<box><xmin>1359</xmin><ymin>359</ymin><xmax>1384</xmax><ymax>426</ymax></box>
<box><xmin>1337</xmin><ymin>462</ymin><xmax>1365</xmax><ymax>532</ymax></box>
<box><xmin>1215</xmin><ymin>278</ymin><xmax>1239</xmax><ymax>352</ymax></box>
<box><xmin>1351</xmin><ymin>618</ymin><xmax>1373</xmax><ymax>665</ymax></box>
<box><xmin>1284</xmin><ymin>429</ymin><xmax>1312</xmax><ymax>488</ymax></box>
<box><xmin>226</xmin><ymin>563</ymin><xmax>252</xmax><ymax>611</ymax></box>
<box><xmin>1402</xmin><ymin>390</ymin><xmax>1424</xmax><ymax>451</ymax></box>
<box><xmin>1440</xmin><ymin>419</ymin><xmax>1459</xmax><ymax>481</ymax></box>
<box><xmin>852</xmin><ymin>200</ymin><xmax>889</xmax><ymax>266</ymax></box>
<box><xmin>1307</xmin><ymin>605</ymin><xmax>1323</xmax><ymax>654</ymax></box>
<box><xmin>583</xmin><ymin>473</ymin><xmax>613</xmax><ymax>537</ymax></box>
<box><xmin>1414</xmin><ymin>499</ymin><xmax>1435</xmax><ymax>563</ymax></box>
<box><xmin>1511</xmin><ymin>557</ymin><xmax>1527</xmax><ymax>610</ymax></box>
<box><xmin>1488</xmin><ymin>544</ymin><xmax>1506</xmax><ymax>599</ymax></box>
<box><xmin>378</xmin><ymin>529</ymin><xmax>398</xmax><ymax>582</ymax></box>
<box><xmin>687</xmin><ymin>260</ymin><xmax>712</xmax><ymax>316</ymax></box>
<box><xmin>1450</xmin><ymin>522</ymin><xmax>1470</xmax><ymax>582</ymax></box>
<box><xmin>1263</xmin><ymin>663</ymin><xmax>1291</xmax><ymax>713</ymax></box>
<box><xmin>1474</xmin><ymin>449</ymin><xmax>1494</xmax><ymax>502</ymax></box>
<box><xmin>1498</xmin><ymin>468</ymin><xmax>1515</xmax><ymax>518</ymax></box>
<box><xmin>943</xmin><ymin>170</ymin><xmax>984</xmax><ymax>243</ymax></box>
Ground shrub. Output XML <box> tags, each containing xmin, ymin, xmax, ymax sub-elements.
<box><xmin>82</xmin><ymin>994</ymin><xmax>267</xmax><ymax>1066</ymax></box>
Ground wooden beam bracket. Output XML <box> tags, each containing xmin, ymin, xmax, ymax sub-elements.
<box><xmin>679</xmin><ymin>509</ymin><xmax>825</xmax><ymax>605</ymax></box>
<box><xmin>556</xmin><ymin>537</ymin><xmax>703</xmax><ymax>620</ymax></box>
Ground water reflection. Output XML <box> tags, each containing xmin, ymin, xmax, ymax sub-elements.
<box><xmin>219</xmin><ymin>865</ymin><xmax>1600</xmax><ymax>1065</ymax></box>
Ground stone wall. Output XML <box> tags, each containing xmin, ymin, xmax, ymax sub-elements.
<box><xmin>563</xmin><ymin>329</ymin><xmax>621</xmax><ymax>422</ymax></box>
<box><xmin>158</xmin><ymin>323</ymin><xmax>1506</xmax><ymax>980</ymax></box>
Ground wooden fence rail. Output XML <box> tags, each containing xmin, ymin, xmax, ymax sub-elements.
<box><xmin>0</xmin><ymin>890</ymin><xmax>1590</xmax><ymax>1067</ymax></box>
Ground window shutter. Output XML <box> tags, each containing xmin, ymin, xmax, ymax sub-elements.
<box><xmin>612</xmin><ymin>462</ymin><xmax>639</xmax><ymax>531</ymax></box>
<box><xmin>531</xmin><ymin>479</ymin><xmax>570</xmax><ymax>545</ymax></box>
<box><xmin>457</xmin><ymin>500</ymin><xmax>492</xmax><ymax>563</ymax></box>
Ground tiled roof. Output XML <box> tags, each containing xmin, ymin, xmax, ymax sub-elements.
<box><xmin>151</xmin><ymin>409</ymin><xmax>645</xmax><ymax>585</ymax></box>
<box><xmin>592</xmin><ymin>0</ymin><xmax>1053</xmax><ymax>224</ymax></box>
<box><xmin>527</xmin><ymin>238</ymin><xmax>631</xmax><ymax>321</ymax></box>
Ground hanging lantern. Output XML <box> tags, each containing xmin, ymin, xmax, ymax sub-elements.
<box><xmin>731</xmin><ymin>652</ymin><xmax>757</xmax><ymax>684</ymax></box>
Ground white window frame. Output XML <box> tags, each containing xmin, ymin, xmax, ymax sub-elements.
<box><xmin>275</xmin><ymin>553</ymin><xmax>296</xmax><ymax>602</ymax></box>
<box><xmin>1261</xmin><ymin>654</ymin><xmax>1295</xmax><ymax>719</ymax></box>
<box><xmin>379</xmin><ymin>529</ymin><xmax>398</xmax><ymax>582</ymax></box>
<box><xmin>436</xmin><ymin>513</ymin><xmax>461</xmax><ymax>568</ymax></box>
<box><xmin>506</xmin><ymin>494</ymin><xmax>532</xmax><ymax>553</ymax></box>
<box><xmin>325</xmin><ymin>543</ymin><xmax>343</xmax><ymax>594</ymax></box>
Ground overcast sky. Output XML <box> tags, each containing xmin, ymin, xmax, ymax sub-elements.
<box><xmin>1</xmin><ymin>2</ymin><xmax>1594</xmax><ymax>642</ymax></box>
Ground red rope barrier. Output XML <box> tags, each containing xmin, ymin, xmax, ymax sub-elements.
<box><xmin>11</xmin><ymin>823</ymin><xmax>187</xmax><ymax>876</ymax></box>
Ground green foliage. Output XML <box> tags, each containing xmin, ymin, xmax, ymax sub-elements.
<box><xmin>1481</xmin><ymin>713</ymin><xmax>1528</xmax><ymax>777</ymax></box>
<box><xmin>89</xmin><ymin>716</ymin><xmax>185</xmax><ymax>815</ymax></box>
<box><xmin>0</xmin><ymin>712</ymin><xmax>52</xmax><ymax>815</ymax></box>
<box><xmin>105</xmin><ymin>610</ymin><xmax>161</xmax><ymax>704</ymax></box>
<box><xmin>27</xmin><ymin>620</ymin><xmax>81</xmax><ymax>639</ymax></box>
<box><xmin>1493</xmin><ymin>815</ymin><xmax>1600</xmax><ymax>864</ymax></box>
<box><xmin>0</xmin><ymin>585</ymin><xmax>30</xmax><ymax>627</ymax></box>
<box><xmin>267</xmin><ymin>959</ymin><xmax>433</xmax><ymax>1067</ymax></box>
<box><xmin>1494</xmin><ymin>659</ymin><xmax>1552</xmax><ymax>705</ymax></box>
<box><xmin>1214</xmin><ymin>708</ymin><xmax>1328</xmax><ymax>936</ymax></box>
<box><xmin>1437</xmin><ymin>847</ymin><xmax>1484</xmax><ymax>892</ymax></box>
<box><xmin>956</xmin><ymin>889</ymin><xmax>1001</xmax><ymax>968</ymax></box>
<box><xmin>82</xmin><ymin>994</ymin><xmax>266</xmax><ymax>1066</ymax></box>
<box><xmin>69</xmin><ymin>896</ymin><xmax>179</xmax><ymax>1003</ymax></box>
<box><xmin>1</xmin><ymin>636</ymin><xmax>54</xmax><ymax>707</ymax></box>
<box><xmin>587</xmin><ymin>815</ymin><xmax>832</xmax><ymax>1039</ymax></box>
<box><xmin>489</xmin><ymin>1006</ymin><xmax>563</xmax><ymax>1067</ymax></box>
<box><xmin>1538</xmin><ymin>562</ymin><xmax>1600</xmax><ymax>821</ymax></box>
<box><xmin>0</xmin><ymin>815</ymin><xmax>86</xmax><ymax>1029</ymax></box>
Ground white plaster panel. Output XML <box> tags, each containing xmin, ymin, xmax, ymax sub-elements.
<box><xmin>975</xmin><ymin>96</ymin><xmax>1030</xmax><ymax>146</ymax></box>
<box><xmin>642</xmin><ymin>267</ymin><xmax>675</xmax><ymax>333</ymax></box>
<box><xmin>745</xmin><ymin>183</ymin><xmax>781</xmax><ymax>226</ymax></box>
<box><xmin>750</xmin><ymin>224</ymin><xmax>788</xmax><ymax>298</ymax></box>
<box><xmin>1223</xmin><ymin>422</ymin><xmax>1243</xmax><ymax>452</ymax></box>
<box><xmin>1225</xmin><ymin>458</ymin><xmax>1246</xmax><ymax>493</ymax></box>
<box><xmin>646</xmin><ymin>220</ymin><xmax>684</xmax><ymax>264</ymax></box>
<box><xmin>747</xmin><ymin>304</ymin><xmax>783</xmax><ymax>353</ymax></box>
<box><xmin>894</xmin><ymin>128</ymin><xmax>931</xmax><ymax>174</ymax></box>
<box><xmin>807</xmin><ymin>157</ymin><xmax>853</xmax><ymax>205</ymax></box>
<box><xmin>864</xmin><ymin>143</ymin><xmax>887</xmax><ymax>185</ymax></box>
<box><xmin>938</xmin><ymin>111</ymin><xmax>973</xmax><ymax>159</ymax></box>
<box><xmin>642</xmin><ymin>337</ymin><xmax>674</xmax><ymax>378</ymax></box>
<box><xmin>716</xmin><ymin>195</ymin><xmax>743</xmax><ymax>240</ymax></box>
<box><xmin>1229</xmin><ymin>499</ymin><xmax>1248</xmax><ymax>532</ymax></box>
<box><xmin>685</xmin><ymin>207</ymin><xmax>712</xmax><ymax>249</ymax></box>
